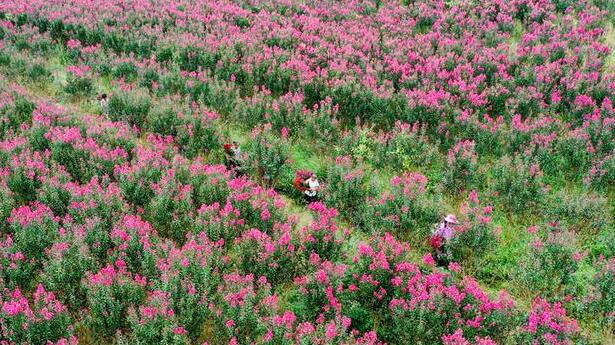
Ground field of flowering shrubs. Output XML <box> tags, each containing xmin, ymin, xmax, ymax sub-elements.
<box><xmin>0</xmin><ymin>0</ymin><xmax>614</xmax><ymax>344</ymax></box>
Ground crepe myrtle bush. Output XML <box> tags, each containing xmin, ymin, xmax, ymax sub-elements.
<box><xmin>42</xmin><ymin>238</ymin><xmax>93</xmax><ymax>311</ymax></box>
<box><xmin>117</xmin><ymin>290</ymin><xmax>191</xmax><ymax>345</ymax></box>
<box><xmin>84</xmin><ymin>262</ymin><xmax>147</xmax><ymax>339</ymax></box>
<box><xmin>64</xmin><ymin>65</ymin><xmax>94</xmax><ymax>98</ymax></box>
<box><xmin>0</xmin><ymin>236</ymin><xmax>41</xmax><ymax>290</ymax></box>
<box><xmin>299</xmin><ymin>202</ymin><xmax>346</xmax><ymax>262</ymax></box>
<box><xmin>153</xmin><ymin>235</ymin><xmax>227</xmax><ymax>340</ymax></box>
<box><xmin>364</xmin><ymin>172</ymin><xmax>440</xmax><ymax>241</ymax></box>
<box><xmin>372</xmin><ymin>121</ymin><xmax>439</xmax><ymax>171</ymax></box>
<box><xmin>583</xmin><ymin>258</ymin><xmax>615</xmax><ymax>332</ymax></box>
<box><xmin>321</xmin><ymin>155</ymin><xmax>376</xmax><ymax>226</ymax></box>
<box><xmin>514</xmin><ymin>229</ymin><xmax>580</xmax><ymax>299</ymax></box>
<box><xmin>8</xmin><ymin>202</ymin><xmax>59</xmax><ymax>264</ymax></box>
<box><xmin>186</xmin><ymin>161</ymin><xmax>230</xmax><ymax>208</ymax></box>
<box><xmin>489</xmin><ymin>155</ymin><xmax>546</xmax><ymax>214</ymax></box>
<box><xmin>145</xmin><ymin>169</ymin><xmax>195</xmax><ymax>244</ymax></box>
<box><xmin>114</xmin><ymin>141</ymin><xmax>168</xmax><ymax>209</ymax></box>
<box><xmin>447</xmin><ymin>191</ymin><xmax>498</xmax><ymax>271</ymax></box>
<box><xmin>514</xmin><ymin>297</ymin><xmax>581</xmax><ymax>345</ymax></box>
<box><xmin>0</xmin><ymin>0</ymin><xmax>610</xmax><ymax>343</ymax></box>
<box><xmin>245</xmin><ymin>123</ymin><xmax>290</xmax><ymax>188</ymax></box>
<box><xmin>145</xmin><ymin>102</ymin><xmax>181</xmax><ymax>137</ymax></box>
<box><xmin>235</xmin><ymin>228</ymin><xmax>299</xmax><ymax>287</ymax></box>
<box><xmin>108</xmin><ymin>88</ymin><xmax>151</xmax><ymax>129</ymax></box>
<box><xmin>584</xmin><ymin>149</ymin><xmax>615</xmax><ymax>191</ymax></box>
<box><xmin>543</xmin><ymin>190</ymin><xmax>612</xmax><ymax>236</ymax></box>
<box><xmin>0</xmin><ymin>284</ymin><xmax>77</xmax><ymax>345</ymax></box>
<box><xmin>108</xmin><ymin>215</ymin><xmax>160</xmax><ymax>279</ymax></box>
<box><xmin>0</xmin><ymin>186</ymin><xmax>16</xmax><ymax>234</ymax></box>
<box><xmin>336</xmin><ymin>234</ymin><xmax>518</xmax><ymax>343</ymax></box>
<box><xmin>175</xmin><ymin>107</ymin><xmax>221</xmax><ymax>160</ymax></box>
<box><xmin>442</xmin><ymin>140</ymin><xmax>481</xmax><ymax>194</ymax></box>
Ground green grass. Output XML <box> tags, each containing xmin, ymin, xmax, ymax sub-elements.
<box><xmin>289</xmin><ymin>140</ymin><xmax>325</xmax><ymax>173</ymax></box>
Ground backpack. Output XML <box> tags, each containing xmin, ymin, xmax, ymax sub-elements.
<box><xmin>223</xmin><ymin>143</ymin><xmax>233</xmax><ymax>155</ymax></box>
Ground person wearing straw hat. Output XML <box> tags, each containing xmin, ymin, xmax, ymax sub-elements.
<box><xmin>430</xmin><ymin>214</ymin><xmax>459</xmax><ymax>267</ymax></box>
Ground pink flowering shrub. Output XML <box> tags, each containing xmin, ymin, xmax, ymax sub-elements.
<box><xmin>226</xmin><ymin>177</ymin><xmax>287</xmax><ymax>233</ymax></box>
<box><xmin>236</xmin><ymin>228</ymin><xmax>298</xmax><ymax>286</ymax></box>
<box><xmin>515</xmin><ymin>298</ymin><xmax>580</xmax><ymax>345</ymax></box>
<box><xmin>1</xmin><ymin>93</ymin><xmax>35</xmax><ymax>133</ymax></box>
<box><xmin>0</xmin><ymin>284</ymin><xmax>75</xmax><ymax>345</ymax></box>
<box><xmin>443</xmin><ymin>140</ymin><xmax>481</xmax><ymax>194</ymax></box>
<box><xmin>375</xmin><ymin>122</ymin><xmax>439</xmax><ymax>170</ymax></box>
<box><xmin>337</xmin><ymin>235</ymin><xmax>517</xmax><ymax>343</ymax></box>
<box><xmin>0</xmin><ymin>235</ymin><xmax>40</xmax><ymax>290</ymax></box>
<box><xmin>447</xmin><ymin>191</ymin><xmax>497</xmax><ymax>271</ymax></box>
<box><xmin>0</xmin><ymin>0</ymin><xmax>612</xmax><ymax>342</ymax></box>
<box><xmin>174</xmin><ymin>106</ymin><xmax>221</xmax><ymax>159</ymax></box>
<box><xmin>47</xmin><ymin>126</ymin><xmax>128</xmax><ymax>184</ymax></box>
<box><xmin>115</xmin><ymin>143</ymin><xmax>167</xmax><ymax>208</ymax></box>
<box><xmin>365</xmin><ymin>172</ymin><xmax>440</xmax><ymax>241</ymax></box>
<box><xmin>554</xmin><ymin>130</ymin><xmax>593</xmax><ymax>178</ymax></box>
<box><xmin>108</xmin><ymin>215</ymin><xmax>159</xmax><ymax>278</ymax></box>
<box><xmin>322</xmin><ymin>156</ymin><xmax>375</xmax><ymax>225</ymax></box>
<box><xmin>0</xmin><ymin>186</ymin><xmax>15</xmax><ymax>233</ymax></box>
<box><xmin>84</xmin><ymin>263</ymin><xmax>146</xmax><ymax>338</ymax></box>
<box><xmin>581</xmin><ymin>258</ymin><xmax>614</xmax><ymax>331</ymax></box>
<box><xmin>145</xmin><ymin>102</ymin><xmax>182</xmax><ymax>137</ymax></box>
<box><xmin>36</xmin><ymin>174</ymin><xmax>71</xmax><ymax>218</ymax></box>
<box><xmin>120</xmin><ymin>290</ymin><xmax>190</xmax><ymax>345</ymax></box>
<box><xmin>489</xmin><ymin>155</ymin><xmax>546</xmax><ymax>213</ymax></box>
<box><xmin>154</xmin><ymin>235</ymin><xmax>226</xmax><ymax>340</ymax></box>
<box><xmin>8</xmin><ymin>203</ymin><xmax>58</xmax><ymax>264</ymax></box>
<box><xmin>65</xmin><ymin>179</ymin><xmax>126</xmax><ymax>262</ymax></box>
<box><xmin>108</xmin><ymin>89</ymin><xmax>151</xmax><ymax>129</ymax></box>
<box><xmin>6</xmin><ymin>149</ymin><xmax>48</xmax><ymax>204</ymax></box>
<box><xmin>194</xmin><ymin>200</ymin><xmax>243</xmax><ymax>243</ymax></box>
<box><xmin>42</xmin><ymin>238</ymin><xmax>93</xmax><ymax>310</ymax></box>
<box><xmin>64</xmin><ymin>65</ymin><xmax>93</xmax><ymax>98</ymax></box>
<box><xmin>299</xmin><ymin>202</ymin><xmax>345</xmax><ymax>262</ymax></box>
<box><xmin>187</xmin><ymin>162</ymin><xmax>230</xmax><ymax>206</ymax></box>
<box><xmin>245</xmin><ymin>124</ymin><xmax>289</xmax><ymax>188</ymax></box>
<box><xmin>584</xmin><ymin>149</ymin><xmax>615</xmax><ymax>190</ymax></box>
<box><xmin>515</xmin><ymin>230</ymin><xmax>579</xmax><ymax>298</ymax></box>
<box><xmin>145</xmin><ymin>169</ymin><xmax>195</xmax><ymax>243</ymax></box>
<box><xmin>441</xmin><ymin>328</ymin><xmax>499</xmax><ymax>345</ymax></box>
<box><xmin>543</xmin><ymin>190</ymin><xmax>612</xmax><ymax>235</ymax></box>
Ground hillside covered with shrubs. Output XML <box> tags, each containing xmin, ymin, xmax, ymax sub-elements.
<box><xmin>0</xmin><ymin>0</ymin><xmax>613</xmax><ymax>344</ymax></box>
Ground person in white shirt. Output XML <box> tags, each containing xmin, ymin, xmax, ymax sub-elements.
<box><xmin>304</xmin><ymin>173</ymin><xmax>320</xmax><ymax>203</ymax></box>
<box><xmin>99</xmin><ymin>93</ymin><xmax>109</xmax><ymax>117</ymax></box>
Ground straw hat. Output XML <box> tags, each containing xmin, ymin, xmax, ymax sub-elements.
<box><xmin>444</xmin><ymin>214</ymin><xmax>458</xmax><ymax>224</ymax></box>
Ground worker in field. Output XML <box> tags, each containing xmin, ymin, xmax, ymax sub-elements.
<box><xmin>430</xmin><ymin>214</ymin><xmax>459</xmax><ymax>267</ymax></box>
<box><xmin>303</xmin><ymin>173</ymin><xmax>320</xmax><ymax>204</ymax></box>
<box><xmin>99</xmin><ymin>93</ymin><xmax>109</xmax><ymax>117</ymax></box>
<box><xmin>224</xmin><ymin>141</ymin><xmax>244</xmax><ymax>176</ymax></box>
